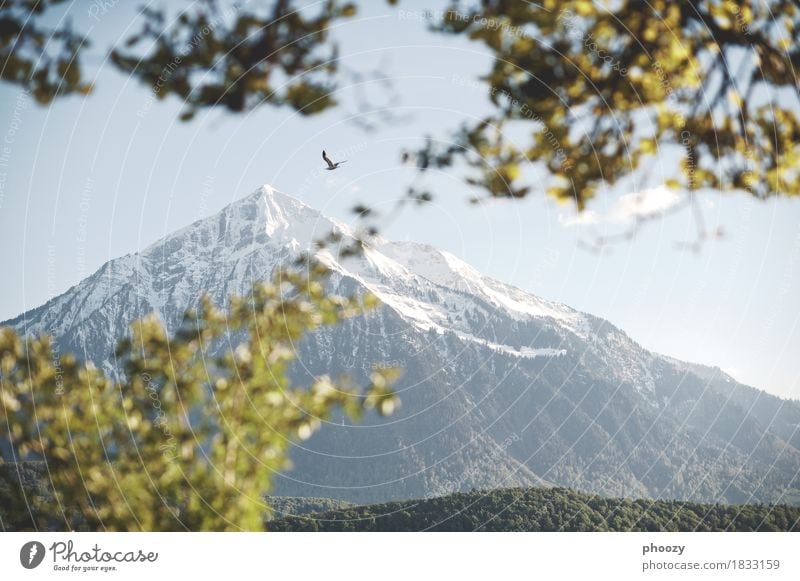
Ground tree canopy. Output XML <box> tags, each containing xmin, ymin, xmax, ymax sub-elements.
<box><xmin>421</xmin><ymin>0</ymin><xmax>800</xmax><ymax>208</ymax></box>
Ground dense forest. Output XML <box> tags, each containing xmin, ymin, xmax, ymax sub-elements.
<box><xmin>266</xmin><ymin>496</ymin><xmax>353</xmax><ymax>519</ymax></box>
<box><xmin>4</xmin><ymin>462</ymin><xmax>798</xmax><ymax>532</ymax></box>
<box><xmin>269</xmin><ymin>487</ymin><xmax>800</xmax><ymax>532</ymax></box>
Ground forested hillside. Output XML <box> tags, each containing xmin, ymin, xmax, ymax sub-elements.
<box><xmin>4</xmin><ymin>462</ymin><xmax>797</xmax><ymax>532</ymax></box>
<box><xmin>266</xmin><ymin>496</ymin><xmax>353</xmax><ymax>519</ymax></box>
<box><xmin>269</xmin><ymin>487</ymin><xmax>800</xmax><ymax>532</ymax></box>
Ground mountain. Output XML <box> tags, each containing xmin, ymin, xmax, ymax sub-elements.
<box><xmin>268</xmin><ymin>486</ymin><xmax>800</xmax><ymax>532</ymax></box>
<box><xmin>4</xmin><ymin>185</ymin><xmax>800</xmax><ymax>505</ymax></box>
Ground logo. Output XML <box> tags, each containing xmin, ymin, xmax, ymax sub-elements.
<box><xmin>20</xmin><ymin>541</ymin><xmax>46</xmax><ymax>569</ymax></box>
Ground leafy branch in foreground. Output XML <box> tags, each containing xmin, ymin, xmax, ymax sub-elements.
<box><xmin>0</xmin><ymin>0</ymin><xmax>92</xmax><ymax>103</ymax></box>
<box><xmin>0</xmin><ymin>263</ymin><xmax>399</xmax><ymax>531</ymax></box>
<box><xmin>109</xmin><ymin>0</ymin><xmax>359</xmax><ymax>121</ymax></box>
<box><xmin>412</xmin><ymin>0</ymin><xmax>800</xmax><ymax>207</ymax></box>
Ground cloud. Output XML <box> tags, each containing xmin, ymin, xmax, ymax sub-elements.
<box><xmin>558</xmin><ymin>210</ymin><xmax>599</xmax><ymax>227</ymax></box>
<box><xmin>611</xmin><ymin>185</ymin><xmax>682</xmax><ymax>223</ymax></box>
<box><xmin>558</xmin><ymin>185</ymin><xmax>683</xmax><ymax>228</ymax></box>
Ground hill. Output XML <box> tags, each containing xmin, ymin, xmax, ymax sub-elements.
<box><xmin>268</xmin><ymin>487</ymin><xmax>800</xmax><ymax>532</ymax></box>
<box><xmin>266</xmin><ymin>496</ymin><xmax>353</xmax><ymax>519</ymax></box>
<box><xmin>4</xmin><ymin>463</ymin><xmax>796</xmax><ymax>532</ymax></box>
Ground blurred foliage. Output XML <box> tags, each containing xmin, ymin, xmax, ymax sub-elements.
<box><xmin>270</xmin><ymin>486</ymin><xmax>800</xmax><ymax>531</ymax></box>
<box><xmin>110</xmin><ymin>0</ymin><xmax>358</xmax><ymax>120</ymax></box>
<box><xmin>0</xmin><ymin>0</ymin><xmax>92</xmax><ymax>102</ymax></box>
<box><xmin>0</xmin><ymin>263</ymin><xmax>398</xmax><ymax>531</ymax></box>
<box><xmin>419</xmin><ymin>0</ymin><xmax>800</xmax><ymax>207</ymax></box>
<box><xmin>2</xmin><ymin>0</ymin><xmax>799</xmax><ymax>208</ymax></box>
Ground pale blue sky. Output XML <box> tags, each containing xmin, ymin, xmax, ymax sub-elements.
<box><xmin>1</xmin><ymin>0</ymin><xmax>799</xmax><ymax>399</ymax></box>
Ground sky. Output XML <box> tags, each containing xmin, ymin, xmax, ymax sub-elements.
<box><xmin>1</xmin><ymin>0</ymin><xmax>799</xmax><ymax>399</ymax></box>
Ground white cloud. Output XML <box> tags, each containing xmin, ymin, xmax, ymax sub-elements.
<box><xmin>611</xmin><ymin>185</ymin><xmax>682</xmax><ymax>223</ymax></box>
<box><xmin>558</xmin><ymin>185</ymin><xmax>683</xmax><ymax>229</ymax></box>
<box><xmin>558</xmin><ymin>210</ymin><xmax>599</xmax><ymax>227</ymax></box>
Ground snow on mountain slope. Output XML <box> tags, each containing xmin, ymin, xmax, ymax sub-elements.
<box><xmin>380</xmin><ymin>241</ymin><xmax>583</xmax><ymax>326</ymax></box>
<box><xmin>3</xmin><ymin>185</ymin><xmax>800</xmax><ymax>505</ymax></box>
<box><xmin>9</xmin><ymin>185</ymin><xmax>579</xmax><ymax>358</ymax></box>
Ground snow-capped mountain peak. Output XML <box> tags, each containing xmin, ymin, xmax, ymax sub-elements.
<box><xmin>4</xmin><ymin>184</ymin><xmax>798</xmax><ymax>506</ymax></box>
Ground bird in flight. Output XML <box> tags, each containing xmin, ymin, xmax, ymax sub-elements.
<box><xmin>322</xmin><ymin>150</ymin><xmax>347</xmax><ymax>170</ymax></box>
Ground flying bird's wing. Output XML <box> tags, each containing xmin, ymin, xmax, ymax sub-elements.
<box><xmin>322</xmin><ymin>150</ymin><xmax>335</xmax><ymax>169</ymax></box>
